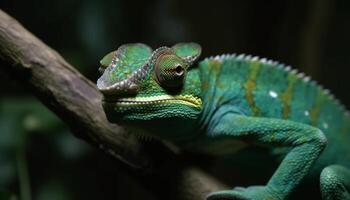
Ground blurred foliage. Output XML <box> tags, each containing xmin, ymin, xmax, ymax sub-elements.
<box><xmin>0</xmin><ymin>98</ymin><xmax>153</xmax><ymax>199</ymax></box>
<box><xmin>1</xmin><ymin>0</ymin><xmax>350</xmax><ymax>199</ymax></box>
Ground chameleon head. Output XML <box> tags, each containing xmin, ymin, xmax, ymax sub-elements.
<box><xmin>97</xmin><ymin>43</ymin><xmax>202</xmax><ymax>134</ymax></box>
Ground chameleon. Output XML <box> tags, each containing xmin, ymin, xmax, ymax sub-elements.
<box><xmin>96</xmin><ymin>43</ymin><xmax>350</xmax><ymax>200</ymax></box>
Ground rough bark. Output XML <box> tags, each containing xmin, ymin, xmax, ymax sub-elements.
<box><xmin>0</xmin><ymin>9</ymin><xmax>226</xmax><ymax>200</ymax></box>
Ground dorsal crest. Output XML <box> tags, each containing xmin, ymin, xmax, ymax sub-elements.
<box><xmin>203</xmin><ymin>53</ymin><xmax>350</xmax><ymax>116</ymax></box>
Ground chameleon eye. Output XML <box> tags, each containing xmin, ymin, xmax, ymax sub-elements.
<box><xmin>175</xmin><ymin>64</ymin><xmax>184</xmax><ymax>76</ymax></box>
<box><xmin>155</xmin><ymin>54</ymin><xmax>186</xmax><ymax>88</ymax></box>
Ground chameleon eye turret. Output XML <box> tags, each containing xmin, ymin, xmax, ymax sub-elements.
<box><xmin>154</xmin><ymin>48</ymin><xmax>188</xmax><ymax>89</ymax></box>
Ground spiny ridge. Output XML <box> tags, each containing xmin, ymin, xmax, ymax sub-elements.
<box><xmin>204</xmin><ymin>54</ymin><xmax>350</xmax><ymax>117</ymax></box>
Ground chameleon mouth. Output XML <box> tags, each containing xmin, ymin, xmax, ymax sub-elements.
<box><xmin>106</xmin><ymin>94</ymin><xmax>202</xmax><ymax>109</ymax></box>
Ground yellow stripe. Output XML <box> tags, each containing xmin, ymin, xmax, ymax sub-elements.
<box><xmin>206</xmin><ymin>60</ymin><xmax>222</xmax><ymax>102</ymax></box>
<box><xmin>280</xmin><ymin>74</ymin><xmax>297</xmax><ymax>119</ymax></box>
<box><xmin>243</xmin><ymin>62</ymin><xmax>261</xmax><ymax>115</ymax></box>
<box><xmin>309</xmin><ymin>90</ymin><xmax>323</xmax><ymax>126</ymax></box>
<box><xmin>209</xmin><ymin>60</ymin><xmax>225</xmax><ymax>89</ymax></box>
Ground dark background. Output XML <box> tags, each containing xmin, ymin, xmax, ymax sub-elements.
<box><xmin>0</xmin><ymin>0</ymin><xmax>349</xmax><ymax>199</ymax></box>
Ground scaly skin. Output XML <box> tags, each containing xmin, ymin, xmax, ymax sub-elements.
<box><xmin>97</xmin><ymin>43</ymin><xmax>350</xmax><ymax>200</ymax></box>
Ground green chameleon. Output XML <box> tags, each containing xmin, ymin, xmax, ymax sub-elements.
<box><xmin>97</xmin><ymin>43</ymin><xmax>350</xmax><ymax>200</ymax></box>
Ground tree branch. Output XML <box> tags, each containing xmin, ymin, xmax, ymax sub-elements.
<box><xmin>0</xmin><ymin>9</ymin><xmax>226</xmax><ymax>200</ymax></box>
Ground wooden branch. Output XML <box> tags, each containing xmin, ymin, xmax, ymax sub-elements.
<box><xmin>0</xmin><ymin>9</ymin><xmax>226</xmax><ymax>199</ymax></box>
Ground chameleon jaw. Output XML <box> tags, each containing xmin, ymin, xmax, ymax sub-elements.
<box><xmin>107</xmin><ymin>94</ymin><xmax>202</xmax><ymax>109</ymax></box>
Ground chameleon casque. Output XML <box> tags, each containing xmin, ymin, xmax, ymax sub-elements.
<box><xmin>96</xmin><ymin>43</ymin><xmax>350</xmax><ymax>200</ymax></box>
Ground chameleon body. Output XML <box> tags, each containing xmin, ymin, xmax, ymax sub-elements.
<box><xmin>97</xmin><ymin>43</ymin><xmax>350</xmax><ymax>200</ymax></box>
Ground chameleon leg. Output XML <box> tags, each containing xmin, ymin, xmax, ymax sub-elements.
<box><xmin>320</xmin><ymin>165</ymin><xmax>350</xmax><ymax>200</ymax></box>
<box><xmin>206</xmin><ymin>114</ymin><xmax>327</xmax><ymax>200</ymax></box>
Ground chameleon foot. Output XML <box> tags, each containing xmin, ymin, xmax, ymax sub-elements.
<box><xmin>320</xmin><ymin>165</ymin><xmax>350</xmax><ymax>200</ymax></box>
<box><xmin>207</xmin><ymin>186</ymin><xmax>281</xmax><ymax>200</ymax></box>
